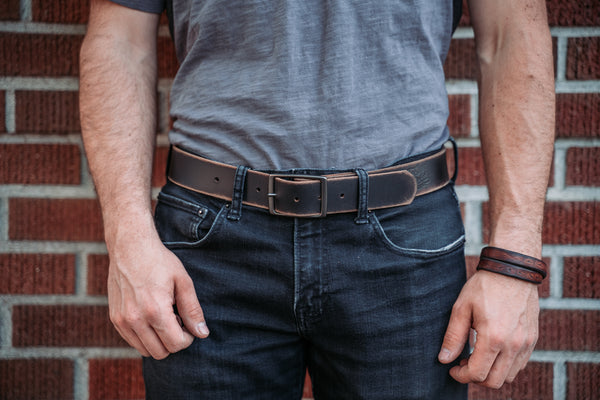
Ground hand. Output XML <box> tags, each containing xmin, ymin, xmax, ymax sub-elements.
<box><xmin>107</xmin><ymin>235</ymin><xmax>209</xmax><ymax>359</ymax></box>
<box><xmin>438</xmin><ymin>270</ymin><xmax>539</xmax><ymax>388</ymax></box>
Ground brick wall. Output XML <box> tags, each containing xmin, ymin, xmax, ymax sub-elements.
<box><xmin>0</xmin><ymin>1</ymin><xmax>598</xmax><ymax>399</ymax></box>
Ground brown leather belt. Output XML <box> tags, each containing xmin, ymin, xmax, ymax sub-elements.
<box><xmin>167</xmin><ymin>146</ymin><xmax>451</xmax><ymax>218</ymax></box>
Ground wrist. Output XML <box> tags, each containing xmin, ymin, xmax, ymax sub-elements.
<box><xmin>477</xmin><ymin>246</ymin><xmax>547</xmax><ymax>285</ymax></box>
<box><xmin>487</xmin><ymin>212</ymin><xmax>544</xmax><ymax>259</ymax></box>
<box><xmin>489</xmin><ymin>230</ymin><xmax>542</xmax><ymax>260</ymax></box>
<box><xmin>103</xmin><ymin>209</ymin><xmax>159</xmax><ymax>253</ymax></box>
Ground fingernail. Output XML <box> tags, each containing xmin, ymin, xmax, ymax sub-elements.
<box><xmin>439</xmin><ymin>348</ymin><xmax>451</xmax><ymax>362</ymax></box>
<box><xmin>196</xmin><ymin>322</ymin><xmax>210</xmax><ymax>337</ymax></box>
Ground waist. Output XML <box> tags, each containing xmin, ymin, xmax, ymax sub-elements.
<box><xmin>167</xmin><ymin>145</ymin><xmax>452</xmax><ymax>218</ymax></box>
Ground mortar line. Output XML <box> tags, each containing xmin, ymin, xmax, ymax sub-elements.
<box><xmin>469</xmin><ymin>93</ymin><xmax>479</xmax><ymax>138</ymax></box>
<box><xmin>0</xmin><ymin>241</ymin><xmax>107</xmax><ymax>254</ymax></box>
<box><xmin>555</xmin><ymin>36</ymin><xmax>568</xmax><ymax>83</ymax></box>
<box><xmin>0</xmin><ymin>197</ymin><xmax>8</xmax><ymax>242</ymax></box>
<box><xmin>553</xmin><ymin>361</ymin><xmax>567</xmax><ymax>400</ymax></box>
<box><xmin>0</xmin><ymin>295</ymin><xmax>108</xmax><ymax>306</ymax></box>
<box><xmin>464</xmin><ymin>201</ymin><xmax>483</xmax><ymax>247</ymax></box>
<box><xmin>5</xmin><ymin>90</ymin><xmax>15</xmax><ymax>133</ymax></box>
<box><xmin>20</xmin><ymin>0</ymin><xmax>32</xmax><ymax>22</ymax></box>
<box><xmin>530</xmin><ymin>351</ymin><xmax>600</xmax><ymax>363</ymax></box>
<box><xmin>539</xmin><ymin>298</ymin><xmax>600</xmax><ymax>310</ymax></box>
<box><xmin>555</xmin><ymin>80</ymin><xmax>600</xmax><ymax>93</ymax></box>
<box><xmin>73</xmin><ymin>357</ymin><xmax>89</xmax><ymax>400</ymax></box>
<box><xmin>0</xmin><ymin>300</ymin><xmax>12</xmax><ymax>348</ymax></box>
<box><xmin>0</xmin><ymin>347</ymin><xmax>139</xmax><ymax>359</ymax></box>
<box><xmin>75</xmin><ymin>252</ymin><xmax>88</xmax><ymax>297</ymax></box>
<box><xmin>553</xmin><ymin>146</ymin><xmax>567</xmax><ymax>190</ymax></box>
<box><xmin>549</xmin><ymin>255</ymin><xmax>564</xmax><ymax>299</ymax></box>
<box><xmin>550</xmin><ymin>27</ymin><xmax>600</xmax><ymax>37</ymax></box>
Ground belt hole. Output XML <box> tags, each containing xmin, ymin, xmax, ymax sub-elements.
<box><xmin>294</xmin><ymin>197</ymin><xmax>300</xmax><ymax>203</ymax></box>
<box><xmin>339</xmin><ymin>193</ymin><xmax>345</xmax><ymax>198</ymax></box>
<box><xmin>256</xmin><ymin>187</ymin><xmax>261</xmax><ymax>192</ymax></box>
<box><xmin>214</xmin><ymin>177</ymin><xmax>220</xmax><ymax>183</ymax></box>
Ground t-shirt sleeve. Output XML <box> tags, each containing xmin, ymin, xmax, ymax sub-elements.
<box><xmin>108</xmin><ymin>0</ymin><xmax>165</xmax><ymax>14</ymax></box>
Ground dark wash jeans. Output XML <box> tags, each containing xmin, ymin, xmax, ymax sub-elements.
<box><xmin>144</xmin><ymin>159</ymin><xmax>468</xmax><ymax>400</ymax></box>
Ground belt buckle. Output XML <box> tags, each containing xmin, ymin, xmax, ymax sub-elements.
<box><xmin>267</xmin><ymin>174</ymin><xmax>328</xmax><ymax>217</ymax></box>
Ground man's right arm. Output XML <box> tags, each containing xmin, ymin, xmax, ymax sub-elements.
<box><xmin>80</xmin><ymin>0</ymin><xmax>209</xmax><ymax>360</ymax></box>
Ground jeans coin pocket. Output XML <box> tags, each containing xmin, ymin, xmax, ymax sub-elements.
<box><xmin>154</xmin><ymin>190</ymin><xmax>226</xmax><ymax>248</ymax></box>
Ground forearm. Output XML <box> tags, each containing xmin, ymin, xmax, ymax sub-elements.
<box><xmin>79</xmin><ymin>8</ymin><xmax>160</xmax><ymax>250</ymax></box>
<box><xmin>474</xmin><ymin>2</ymin><xmax>555</xmax><ymax>257</ymax></box>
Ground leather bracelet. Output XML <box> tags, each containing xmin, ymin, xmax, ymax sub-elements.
<box><xmin>476</xmin><ymin>258</ymin><xmax>544</xmax><ymax>284</ymax></box>
<box><xmin>481</xmin><ymin>246</ymin><xmax>547</xmax><ymax>278</ymax></box>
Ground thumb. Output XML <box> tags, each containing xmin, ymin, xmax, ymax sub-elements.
<box><xmin>438</xmin><ymin>302</ymin><xmax>471</xmax><ymax>364</ymax></box>
<box><xmin>174</xmin><ymin>274</ymin><xmax>210</xmax><ymax>338</ymax></box>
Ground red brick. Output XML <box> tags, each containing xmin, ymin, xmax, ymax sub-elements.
<box><xmin>88</xmin><ymin>254</ymin><xmax>109</xmax><ymax>296</ymax></box>
<box><xmin>0</xmin><ymin>33</ymin><xmax>82</xmax><ymax>76</ymax></box>
<box><xmin>9</xmin><ymin>198</ymin><xmax>104</xmax><ymax>241</ymax></box>
<box><xmin>0</xmin><ymin>144</ymin><xmax>81</xmax><ymax>184</ymax></box>
<box><xmin>32</xmin><ymin>0</ymin><xmax>89</xmax><ymax>23</ymax></box>
<box><xmin>556</xmin><ymin>93</ymin><xmax>600</xmax><ymax>138</ymax></box>
<box><xmin>546</xmin><ymin>0</ymin><xmax>600</xmax><ymax>26</ymax></box>
<box><xmin>152</xmin><ymin>145</ymin><xmax>170</xmax><ymax>188</ymax></box>
<box><xmin>15</xmin><ymin>91</ymin><xmax>80</xmax><ymax>134</ymax></box>
<box><xmin>0</xmin><ymin>253</ymin><xmax>75</xmax><ymax>294</ymax></box>
<box><xmin>541</xmin><ymin>202</ymin><xmax>600</xmax><ymax>245</ymax></box>
<box><xmin>89</xmin><ymin>359</ymin><xmax>145</xmax><ymax>400</ymax></box>
<box><xmin>444</xmin><ymin>39</ymin><xmax>478</xmax><ymax>80</ymax></box>
<box><xmin>537</xmin><ymin>310</ymin><xmax>600</xmax><ymax>351</ymax></box>
<box><xmin>567</xmin><ymin>37</ymin><xmax>600</xmax><ymax>80</ymax></box>
<box><xmin>0</xmin><ymin>359</ymin><xmax>74</xmax><ymax>400</ymax></box>
<box><xmin>448</xmin><ymin>94</ymin><xmax>471</xmax><ymax>138</ymax></box>
<box><xmin>468</xmin><ymin>362</ymin><xmax>553</xmax><ymax>400</ymax></box>
<box><xmin>466</xmin><ymin>255</ymin><xmax>551</xmax><ymax>298</ymax></box>
<box><xmin>567</xmin><ymin>363</ymin><xmax>600</xmax><ymax>400</ymax></box>
<box><xmin>12</xmin><ymin>305</ymin><xmax>126</xmax><ymax>347</ymax></box>
<box><xmin>0</xmin><ymin>0</ymin><xmax>20</xmax><ymax>21</ymax></box>
<box><xmin>563</xmin><ymin>256</ymin><xmax>600</xmax><ymax>299</ymax></box>
<box><xmin>566</xmin><ymin>147</ymin><xmax>600</xmax><ymax>186</ymax></box>
<box><xmin>483</xmin><ymin>202</ymin><xmax>599</xmax><ymax>245</ymax></box>
<box><xmin>157</xmin><ymin>37</ymin><xmax>179</xmax><ymax>78</ymax></box>
<box><xmin>456</xmin><ymin>146</ymin><xmax>486</xmax><ymax>186</ymax></box>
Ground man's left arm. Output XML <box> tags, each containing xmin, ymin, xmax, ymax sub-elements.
<box><xmin>438</xmin><ymin>0</ymin><xmax>555</xmax><ymax>389</ymax></box>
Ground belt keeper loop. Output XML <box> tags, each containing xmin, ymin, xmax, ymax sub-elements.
<box><xmin>227</xmin><ymin>165</ymin><xmax>249</xmax><ymax>221</ymax></box>
<box><xmin>354</xmin><ymin>168</ymin><xmax>369</xmax><ymax>224</ymax></box>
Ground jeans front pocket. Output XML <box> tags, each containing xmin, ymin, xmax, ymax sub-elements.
<box><xmin>154</xmin><ymin>185</ymin><xmax>228</xmax><ymax>249</ymax></box>
<box><xmin>370</xmin><ymin>185</ymin><xmax>465</xmax><ymax>258</ymax></box>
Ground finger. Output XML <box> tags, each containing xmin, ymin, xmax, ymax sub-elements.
<box><xmin>480</xmin><ymin>351</ymin><xmax>517</xmax><ymax>389</ymax></box>
<box><xmin>174</xmin><ymin>273</ymin><xmax>209</xmax><ymax>338</ymax></box>
<box><xmin>506</xmin><ymin>343</ymin><xmax>534</xmax><ymax>382</ymax></box>
<box><xmin>133</xmin><ymin>324</ymin><xmax>171</xmax><ymax>360</ymax></box>
<box><xmin>112</xmin><ymin>323</ymin><xmax>151</xmax><ymax>357</ymax></box>
<box><xmin>449</xmin><ymin>335</ymin><xmax>500</xmax><ymax>384</ymax></box>
<box><xmin>505</xmin><ymin>355</ymin><xmax>525</xmax><ymax>383</ymax></box>
<box><xmin>152</xmin><ymin>309</ymin><xmax>195</xmax><ymax>353</ymax></box>
<box><xmin>439</xmin><ymin>301</ymin><xmax>471</xmax><ymax>364</ymax></box>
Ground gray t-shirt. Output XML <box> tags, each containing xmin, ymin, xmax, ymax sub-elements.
<box><xmin>111</xmin><ymin>0</ymin><xmax>459</xmax><ymax>170</ymax></box>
